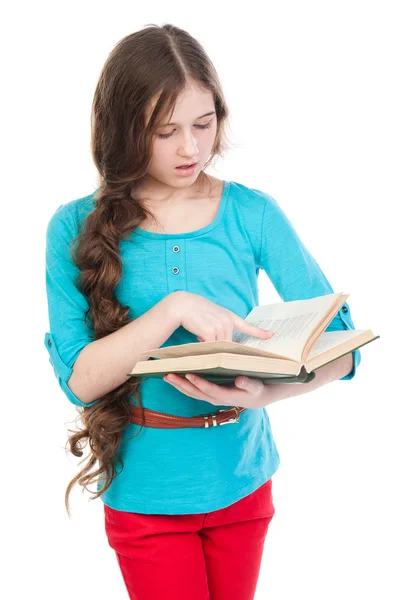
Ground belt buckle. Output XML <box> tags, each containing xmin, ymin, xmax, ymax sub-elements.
<box><xmin>218</xmin><ymin>407</ymin><xmax>240</xmax><ymax>425</ymax></box>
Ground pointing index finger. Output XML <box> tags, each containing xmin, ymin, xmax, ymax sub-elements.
<box><xmin>234</xmin><ymin>316</ymin><xmax>274</xmax><ymax>339</ymax></box>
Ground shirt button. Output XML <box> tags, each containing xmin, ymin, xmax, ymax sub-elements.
<box><xmin>48</xmin><ymin>338</ymin><xmax>52</xmax><ymax>347</ymax></box>
<box><xmin>342</xmin><ymin>306</ymin><xmax>348</xmax><ymax>313</ymax></box>
<box><xmin>172</xmin><ymin>245</ymin><xmax>180</xmax><ymax>253</ymax></box>
<box><xmin>172</xmin><ymin>267</ymin><xmax>180</xmax><ymax>274</ymax></box>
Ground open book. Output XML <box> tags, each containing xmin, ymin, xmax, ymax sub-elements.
<box><xmin>127</xmin><ymin>292</ymin><xmax>379</xmax><ymax>385</ymax></box>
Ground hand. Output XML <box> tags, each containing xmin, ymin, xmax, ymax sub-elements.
<box><xmin>163</xmin><ymin>372</ymin><xmax>274</xmax><ymax>409</ymax></box>
<box><xmin>168</xmin><ymin>291</ymin><xmax>274</xmax><ymax>342</ymax></box>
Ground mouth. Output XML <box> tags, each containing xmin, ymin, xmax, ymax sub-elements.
<box><xmin>176</xmin><ymin>162</ymin><xmax>197</xmax><ymax>169</ymax></box>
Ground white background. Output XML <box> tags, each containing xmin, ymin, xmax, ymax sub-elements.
<box><xmin>1</xmin><ymin>1</ymin><xmax>396</xmax><ymax>598</ymax></box>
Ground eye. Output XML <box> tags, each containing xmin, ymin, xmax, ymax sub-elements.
<box><xmin>157</xmin><ymin>122</ymin><xmax>212</xmax><ymax>139</ymax></box>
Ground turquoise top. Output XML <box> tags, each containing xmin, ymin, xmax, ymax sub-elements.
<box><xmin>44</xmin><ymin>179</ymin><xmax>360</xmax><ymax>514</ymax></box>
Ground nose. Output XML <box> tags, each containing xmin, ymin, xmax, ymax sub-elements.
<box><xmin>177</xmin><ymin>129</ymin><xmax>199</xmax><ymax>157</ymax></box>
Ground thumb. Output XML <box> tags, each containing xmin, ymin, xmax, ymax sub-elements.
<box><xmin>235</xmin><ymin>376</ymin><xmax>263</xmax><ymax>389</ymax></box>
<box><xmin>236</xmin><ymin>376</ymin><xmax>248</xmax><ymax>388</ymax></box>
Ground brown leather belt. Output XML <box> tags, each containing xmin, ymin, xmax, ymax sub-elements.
<box><xmin>130</xmin><ymin>405</ymin><xmax>246</xmax><ymax>428</ymax></box>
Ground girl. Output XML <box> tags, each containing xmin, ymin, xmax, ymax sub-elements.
<box><xmin>44</xmin><ymin>24</ymin><xmax>360</xmax><ymax>600</ymax></box>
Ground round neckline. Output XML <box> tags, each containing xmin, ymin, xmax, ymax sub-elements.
<box><xmin>132</xmin><ymin>180</ymin><xmax>231</xmax><ymax>240</ymax></box>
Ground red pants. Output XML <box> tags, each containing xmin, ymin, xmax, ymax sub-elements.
<box><xmin>104</xmin><ymin>477</ymin><xmax>275</xmax><ymax>600</ymax></box>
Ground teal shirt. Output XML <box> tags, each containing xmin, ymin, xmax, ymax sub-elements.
<box><xmin>44</xmin><ymin>180</ymin><xmax>360</xmax><ymax>514</ymax></box>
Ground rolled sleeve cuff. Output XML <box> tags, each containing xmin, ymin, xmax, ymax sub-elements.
<box><xmin>337</xmin><ymin>303</ymin><xmax>362</xmax><ymax>381</ymax></box>
<box><xmin>44</xmin><ymin>332</ymin><xmax>100</xmax><ymax>407</ymax></box>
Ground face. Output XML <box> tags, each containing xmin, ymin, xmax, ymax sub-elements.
<box><xmin>144</xmin><ymin>82</ymin><xmax>218</xmax><ymax>194</ymax></box>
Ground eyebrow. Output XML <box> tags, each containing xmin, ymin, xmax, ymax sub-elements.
<box><xmin>159</xmin><ymin>111</ymin><xmax>216</xmax><ymax>127</ymax></box>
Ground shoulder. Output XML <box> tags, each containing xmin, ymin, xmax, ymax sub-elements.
<box><xmin>229</xmin><ymin>181</ymin><xmax>274</xmax><ymax>206</ymax></box>
<box><xmin>227</xmin><ymin>180</ymin><xmax>280</xmax><ymax>227</ymax></box>
<box><xmin>46</xmin><ymin>190</ymin><xmax>98</xmax><ymax>241</ymax></box>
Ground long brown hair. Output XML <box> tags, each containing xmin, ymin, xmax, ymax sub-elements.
<box><xmin>64</xmin><ymin>23</ymin><xmax>232</xmax><ymax>516</ymax></box>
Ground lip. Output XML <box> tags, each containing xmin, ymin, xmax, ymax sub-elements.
<box><xmin>176</xmin><ymin>162</ymin><xmax>197</xmax><ymax>168</ymax></box>
<box><xmin>174</xmin><ymin>162</ymin><xmax>197</xmax><ymax>177</ymax></box>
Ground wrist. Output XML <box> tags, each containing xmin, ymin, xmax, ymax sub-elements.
<box><xmin>163</xmin><ymin>292</ymin><xmax>183</xmax><ymax>329</ymax></box>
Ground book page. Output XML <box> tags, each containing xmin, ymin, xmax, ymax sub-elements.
<box><xmin>233</xmin><ymin>292</ymin><xmax>346</xmax><ymax>362</ymax></box>
<box><xmin>306</xmin><ymin>330</ymin><xmax>364</xmax><ymax>359</ymax></box>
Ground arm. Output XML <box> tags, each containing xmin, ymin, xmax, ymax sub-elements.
<box><xmin>257</xmin><ymin>190</ymin><xmax>361</xmax><ymax>381</ymax></box>
<box><xmin>68</xmin><ymin>295</ymin><xmax>180</xmax><ymax>404</ymax></box>
<box><xmin>44</xmin><ymin>202</ymin><xmax>181</xmax><ymax>407</ymax></box>
<box><xmin>261</xmin><ymin>352</ymin><xmax>354</xmax><ymax>407</ymax></box>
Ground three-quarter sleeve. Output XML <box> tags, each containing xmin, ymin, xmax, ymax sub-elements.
<box><xmin>44</xmin><ymin>203</ymin><xmax>100</xmax><ymax>407</ymax></box>
<box><xmin>259</xmin><ymin>192</ymin><xmax>361</xmax><ymax>380</ymax></box>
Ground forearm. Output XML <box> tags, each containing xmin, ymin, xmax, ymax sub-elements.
<box><xmin>261</xmin><ymin>352</ymin><xmax>354</xmax><ymax>407</ymax></box>
<box><xmin>68</xmin><ymin>293</ymin><xmax>181</xmax><ymax>404</ymax></box>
